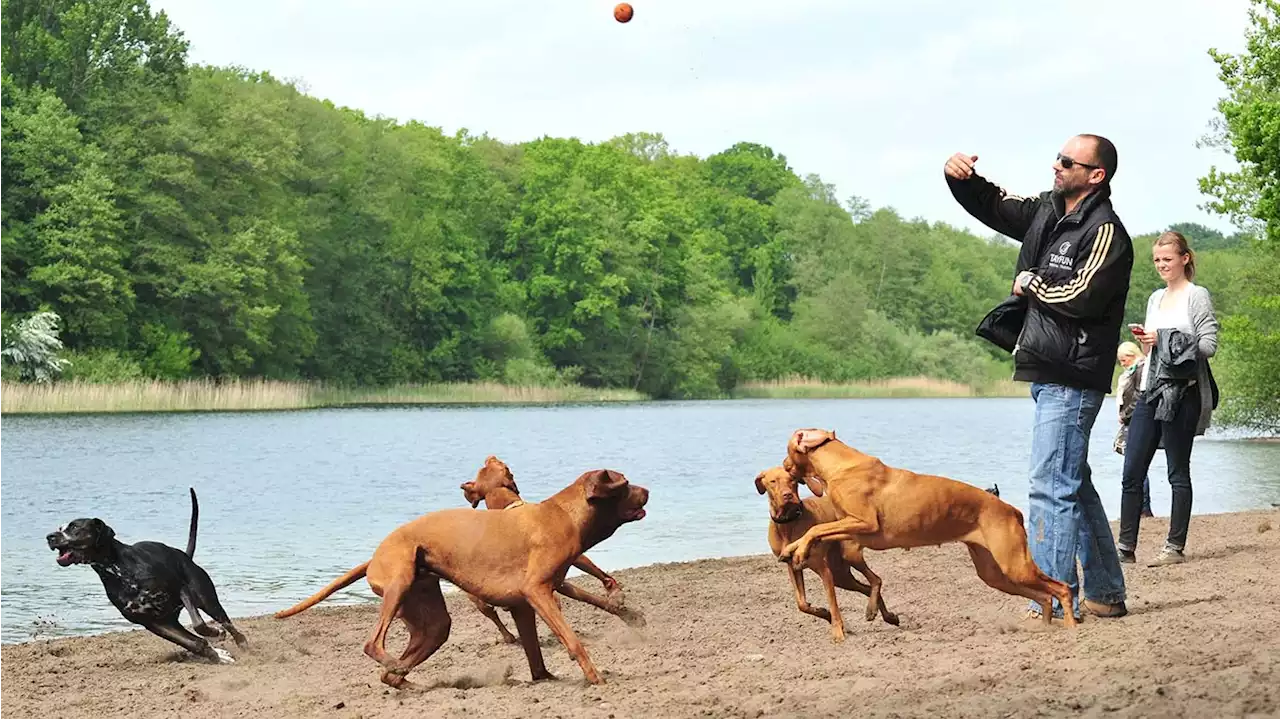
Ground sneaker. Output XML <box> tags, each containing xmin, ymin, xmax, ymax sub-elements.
<box><xmin>1082</xmin><ymin>599</ymin><xmax>1128</xmax><ymax>618</ymax></box>
<box><xmin>1119</xmin><ymin>549</ymin><xmax>1136</xmax><ymax>564</ymax></box>
<box><xmin>1147</xmin><ymin>548</ymin><xmax>1186</xmax><ymax>567</ymax></box>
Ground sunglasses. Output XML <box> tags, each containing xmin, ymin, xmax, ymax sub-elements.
<box><xmin>1057</xmin><ymin>153</ymin><xmax>1101</xmax><ymax>171</ymax></box>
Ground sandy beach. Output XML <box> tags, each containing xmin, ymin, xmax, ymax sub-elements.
<box><xmin>4</xmin><ymin>509</ymin><xmax>1279</xmax><ymax>719</ymax></box>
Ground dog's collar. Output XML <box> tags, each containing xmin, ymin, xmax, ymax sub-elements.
<box><xmin>504</xmin><ymin>500</ymin><xmax>527</xmax><ymax>510</ymax></box>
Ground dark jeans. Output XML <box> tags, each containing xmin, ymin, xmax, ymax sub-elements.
<box><xmin>1118</xmin><ymin>388</ymin><xmax>1201</xmax><ymax>552</ymax></box>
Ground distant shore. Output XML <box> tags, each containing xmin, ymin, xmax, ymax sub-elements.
<box><xmin>0</xmin><ymin>376</ymin><xmax>1022</xmax><ymax>415</ymax></box>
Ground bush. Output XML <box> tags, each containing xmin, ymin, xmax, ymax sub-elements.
<box><xmin>60</xmin><ymin>348</ymin><xmax>144</xmax><ymax>383</ymax></box>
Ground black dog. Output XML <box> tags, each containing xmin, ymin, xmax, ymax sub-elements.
<box><xmin>46</xmin><ymin>488</ymin><xmax>246</xmax><ymax>663</ymax></box>
<box><xmin>985</xmin><ymin>484</ymin><xmax>1000</xmax><ymax>498</ymax></box>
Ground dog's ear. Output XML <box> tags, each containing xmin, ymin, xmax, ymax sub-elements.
<box><xmin>503</xmin><ymin>467</ymin><xmax>520</xmax><ymax>496</ymax></box>
<box><xmin>792</xmin><ymin>429</ymin><xmax>833</xmax><ymax>455</ymax></box>
<box><xmin>754</xmin><ymin>472</ymin><xmax>767</xmax><ymax>495</ymax></box>
<box><xmin>584</xmin><ymin>469</ymin><xmax>629</xmax><ymax>500</ymax></box>
<box><xmin>460</xmin><ymin>482</ymin><xmax>481</xmax><ymax>508</ymax></box>
<box><xmin>802</xmin><ymin>475</ymin><xmax>826</xmax><ymax>497</ymax></box>
<box><xmin>91</xmin><ymin>518</ymin><xmax>115</xmax><ymax>542</ymax></box>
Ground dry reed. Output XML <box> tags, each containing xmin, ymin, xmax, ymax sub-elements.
<box><xmin>731</xmin><ymin>375</ymin><xmax>1023</xmax><ymax>399</ymax></box>
<box><xmin>1</xmin><ymin>380</ymin><xmax>645</xmax><ymax>415</ymax></box>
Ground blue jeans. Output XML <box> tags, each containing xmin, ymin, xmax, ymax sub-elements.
<box><xmin>1027</xmin><ymin>383</ymin><xmax>1127</xmax><ymax>617</ymax></box>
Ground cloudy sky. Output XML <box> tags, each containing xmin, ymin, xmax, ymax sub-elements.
<box><xmin>151</xmin><ymin>0</ymin><xmax>1253</xmax><ymax>239</ymax></box>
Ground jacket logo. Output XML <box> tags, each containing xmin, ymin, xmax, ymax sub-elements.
<box><xmin>1048</xmin><ymin>240</ymin><xmax>1075</xmax><ymax>271</ymax></box>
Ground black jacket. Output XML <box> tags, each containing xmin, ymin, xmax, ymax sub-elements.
<box><xmin>950</xmin><ymin>174</ymin><xmax>1134</xmax><ymax>393</ymax></box>
<box><xmin>1145</xmin><ymin>328</ymin><xmax>1200</xmax><ymax>422</ymax></box>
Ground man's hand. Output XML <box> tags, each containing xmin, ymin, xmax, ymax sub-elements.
<box><xmin>944</xmin><ymin>153</ymin><xmax>979</xmax><ymax>180</ymax></box>
<box><xmin>1012</xmin><ymin>270</ymin><xmax>1035</xmax><ymax>297</ymax></box>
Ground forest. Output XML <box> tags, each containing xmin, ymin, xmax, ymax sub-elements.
<box><xmin>2</xmin><ymin>0</ymin><xmax>1276</xmax><ymax>430</ymax></box>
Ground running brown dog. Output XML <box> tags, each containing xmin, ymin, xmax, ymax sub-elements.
<box><xmin>756</xmin><ymin>465</ymin><xmax>899</xmax><ymax>641</ymax></box>
<box><xmin>275</xmin><ymin>468</ymin><xmax>649</xmax><ymax>688</ymax></box>
<box><xmin>460</xmin><ymin>455</ymin><xmax>644</xmax><ymax>641</ymax></box>
<box><xmin>777</xmin><ymin>428</ymin><xmax>1076</xmax><ymax>627</ymax></box>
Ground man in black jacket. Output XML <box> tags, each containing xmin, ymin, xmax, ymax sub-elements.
<box><xmin>944</xmin><ymin>134</ymin><xmax>1130</xmax><ymax>621</ymax></box>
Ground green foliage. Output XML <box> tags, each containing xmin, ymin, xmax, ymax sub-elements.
<box><xmin>1197</xmin><ymin>0</ymin><xmax>1280</xmax><ymax>432</ymax></box>
<box><xmin>60</xmin><ymin>347</ymin><xmax>143</xmax><ymax>382</ymax></box>
<box><xmin>10</xmin><ymin>0</ymin><xmax>1271</xmax><ymax>416</ymax></box>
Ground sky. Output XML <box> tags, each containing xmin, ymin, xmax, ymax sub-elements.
<box><xmin>150</xmin><ymin>0</ymin><xmax>1255</xmax><ymax>240</ymax></box>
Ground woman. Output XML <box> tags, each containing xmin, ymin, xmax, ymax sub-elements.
<box><xmin>1117</xmin><ymin>231</ymin><xmax>1219</xmax><ymax>567</ymax></box>
<box><xmin>1113</xmin><ymin>341</ymin><xmax>1153</xmax><ymax>518</ymax></box>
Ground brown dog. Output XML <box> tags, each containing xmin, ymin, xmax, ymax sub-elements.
<box><xmin>757</xmin><ymin>466</ymin><xmax>899</xmax><ymax>640</ymax></box>
<box><xmin>778</xmin><ymin>428</ymin><xmax>1076</xmax><ymax>627</ymax></box>
<box><xmin>460</xmin><ymin>455</ymin><xmax>643</xmax><ymax>641</ymax></box>
<box><xmin>275</xmin><ymin>468</ymin><xmax>649</xmax><ymax>688</ymax></box>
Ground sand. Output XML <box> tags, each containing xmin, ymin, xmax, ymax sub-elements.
<box><xmin>4</xmin><ymin>509</ymin><xmax>1279</xmax><ymax>718</ymax></box>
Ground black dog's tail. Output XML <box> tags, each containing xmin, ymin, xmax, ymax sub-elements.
<box><xmin>186</xmin><ymin>487</ymin><xmax>199</xmax><ymax>558</ymax></box>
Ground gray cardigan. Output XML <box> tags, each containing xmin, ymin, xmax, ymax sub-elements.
<box><xmin>1143</xmin><ymin>284</ymin><xmax>1219</xmax><ymax>435</ymax></box>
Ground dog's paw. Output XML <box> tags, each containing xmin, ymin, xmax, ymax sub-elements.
<box><xmin>212</xmin><ymin>647</ymin><xmax>235</xmax><ymax>665</ymax></box>
<box><xmin>618</xmin><ymin>607</ymin><xmax>647</xmax><ymax>629</ymax></box>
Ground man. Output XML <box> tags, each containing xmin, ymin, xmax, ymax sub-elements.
<box><xmin>944</xmin><ymin>135</ymin><xmax>1131</xmax><ymax>621</ymax></box>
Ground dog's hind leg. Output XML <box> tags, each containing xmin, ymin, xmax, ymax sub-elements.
<box><xmin>965</xmin><ymin>542</ymin><xmax>1056</xmax><ymax>625</ymax></box>
<box><xmin>181</xmin><ymin>591</ymin><xmax>223</xmax><ymax>639</ymax></box>
<box><xmin>380</xmin><ymin>579</ymin><xmax>451</xmax><ymax>690</ymax></box>
<box><xmin>144</xmin><ymin>616</ymin><xmax>232</xmax><ymax>664</ymax></box>
<box><xmin>978</xmin><ymin>521</ymin><xmax>1079</xmax><ymax>628</ymax></box>
<box><xmin>467</xmin><ymin>592</ymin><xmax>518</xmax><ymax>644</ymax></box>
<box><xmin>186</xmin><ymin>567</ymin><xmax>248</xmax><ymax>647</ymax></box>
<box><xmin>834</xmin><ymin>547</ymin><xmax>899</xmax><ymax>626</ymax></box>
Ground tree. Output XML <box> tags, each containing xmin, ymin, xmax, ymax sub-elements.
<box><xmin>1198</xmin><ymin>0</ymin><xmax>1280</xmax><ymax>432</ymax></box>
<box><xmin>1</xmin><ymin>311</ymin><xmax>71</xmax><ymax>382</ymax></box>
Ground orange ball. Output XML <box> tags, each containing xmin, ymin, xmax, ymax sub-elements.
<box><xmin>614</xmin><ymin>3</ymin><xmax>633</xmax><ymax>23</ymax></box>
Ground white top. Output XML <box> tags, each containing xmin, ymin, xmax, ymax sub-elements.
<box><xmin>1139</xmin><ymin>284</ymin><xmax>1197</xmax><ymax>392</ymax></box>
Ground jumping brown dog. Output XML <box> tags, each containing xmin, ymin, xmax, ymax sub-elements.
<box><xmin>275</xmin><ymin>468</ymin><xmax>649</xmax><ymax>688</ymax></box>
<box><xmin>460</xmin><ymin>455</ymin><xmax>644</xmax><ymax>641</ymax></box>
<box><xmin>777</xmin><ymin>428</ymin><xmax>1076</xmax><ymax>627</ymax></box>
<box><xmin>756</xmin><ymin>466</ymin><xmax>899</xmax><ymax>641</ymax></box>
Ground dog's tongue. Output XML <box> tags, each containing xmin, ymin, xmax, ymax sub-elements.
<box><xmin>56</xmin><ymin>550</ymin><xmax>74</xmax><ymax>566</ymax></box>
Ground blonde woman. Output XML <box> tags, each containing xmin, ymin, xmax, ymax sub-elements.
<box><xmin>1117</xmin><ymin>231</ymin><xmax>1219</xmax><ymax>567</ymax></box>
<box><xmin>1113</xmin><ymin>341</ymin><xmax>1152</xmax><ymax>518</ymax></box>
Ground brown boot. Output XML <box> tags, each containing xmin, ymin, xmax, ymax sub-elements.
<box><xmin>1082</xmin><ymin>599</ymin><xmax>1128</xmax><ymax>618</ymax></box>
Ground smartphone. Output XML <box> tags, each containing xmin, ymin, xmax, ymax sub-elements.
<box><xmin>1128</xmin><ymin>323</ymin><xmax>1144</xmax><ymax>334</ymax></box>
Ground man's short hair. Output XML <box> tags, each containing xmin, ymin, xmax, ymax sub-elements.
<box><xmin>1079</xmin><ymin>134</ymin><xmax>1117</xmax><ymax>184</ymax></box>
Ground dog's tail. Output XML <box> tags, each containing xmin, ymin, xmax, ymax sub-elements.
<box><xmin>186</xmin><ymin>487</ymin><xmax>199</xmax><ymax>558</ymax></box>
<box><xmin>274</xmin><ymin>562</ymin><xmax>369</xmax><ymax>619</ymax></box>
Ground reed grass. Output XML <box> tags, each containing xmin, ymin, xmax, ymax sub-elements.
<box><xmin>731</xmin><ymin>375</ymin><xmax>1023</xmax><ymax>399</ymax></box>
<box><xmin>0</xmin><ymin>379</ymin><xmax>645</xmax><ymax>415</ymax></box>
<box><xmin>0</xmin><ymin>376</ymin><xmax>1024</xmax><ymax>415</ymax></box>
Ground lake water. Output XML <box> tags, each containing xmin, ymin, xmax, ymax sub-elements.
<box><xmin>3</xmin><ymin>397</ymin><xmax>1278</xmax><ymax>644</ymax></box>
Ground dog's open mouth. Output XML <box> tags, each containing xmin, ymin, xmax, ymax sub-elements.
<box><xmin>53</xmin><ymin>548</ymin><xmax>76</xmax><ymax>566</ymax></box>
<box><xmin>623</xmin><ymin>507</ymin><xmax>647</xmax><ymax>521</ymax></box>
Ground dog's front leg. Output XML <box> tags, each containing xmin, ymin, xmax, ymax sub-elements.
<box><xmin>571</xmin><ymin>555</ymin><xmax>621</xmax><ymax>597</ymax></box>
<box><xmin>524</xmin><ymin>586</ymin><xmax>605</xmax><ymax>684</ymax></box>
<box><xmin>556</xmin><ymin>581</ymin><xmax>645</xmax><ymax>628</ymax></box>
<box><xmin>815</xmin><ymin>562</ymin><xmax>847</xmax><ymax>642</ymax></box>
<box><xmin>779</xmin><ymin>515</ymin><xmax>878</xmax><ymax>568</ymax></box>
<box><xmin>786</xmin><ymin>564</ymin><xmax>831</xmax><ymax>623</ymax></box>
<box><xmin>144</xmin><ymin>617</ymin><xmax>232</xmax><ymax>664</ymax></box>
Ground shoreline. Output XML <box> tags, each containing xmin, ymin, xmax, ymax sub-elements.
<box><xmin>4</xmin><ymin>508</ymin><xmax>1278</xmax><ymax>718</ymax></box>
<box><xmin>0</xmin><ymin>376</ymin><xmax>1025</xmax><ymax>416</ymax></box>
<box><xmin>8</xmin><ymin>505</ymin><xmax>1279</xmax><ymax>647</ymax></box>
